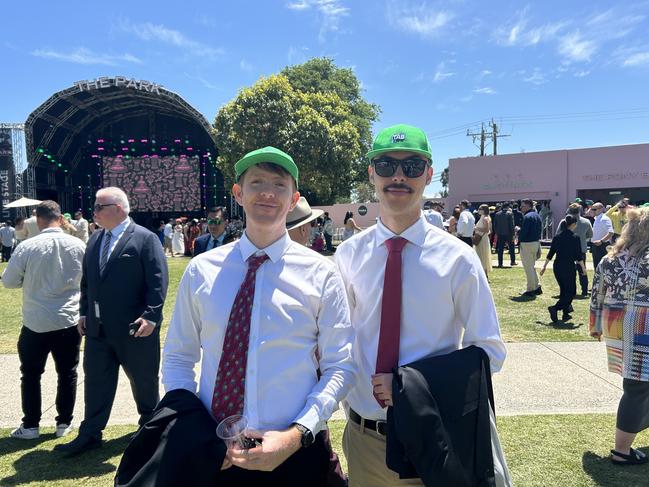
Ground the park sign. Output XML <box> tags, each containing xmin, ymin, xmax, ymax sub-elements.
<box><xmin>73</xmin><ymin>77</ymin><xmax>163</xmax><ymax>95</ymax></box>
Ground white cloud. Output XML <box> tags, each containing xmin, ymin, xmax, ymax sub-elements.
<box><xmin>573</xmin><ymin>69</ymin><xmax>590</xmax><ymax>77</ymax></box>
<box><xmin>31</xmin><ymin>47</ymin><xmax>142</xmax><ymax>66</ymax></box>
<box><xmin>558</xmin><ymin>31</ymin><xmax>597</xmax><ymax>62</ymax></box>
<box><xmin>286</xmin><ymin>0</ymin><xmax>350</xmax><ymax>42</ymax></box>
<box><xmin>474</xmin><ymin>87</ymin><xmax>496</xmax><ymax>95</ymax></box>
<box><xmin>239</xmin><ymin>59</ymin><xmax>253</xmax><ymax>71</ymax></box>
<box><xmin>480</xmin><ymin>69</ymin><xmax>492</xmax><ymax>76</ymax></box>
<box><xmin>387</xmin><ymin>1</ymin><xmax>453</xmax><ymax>38</ymax></box>
<box><xmin>433</xmin><ymin>62</ymin><xmax>455</xmax><ymax>82</ymax></box>
<box><xmin>117</xmin><ymin>20</ymin><xmax>224</xmax><ymax>59</ymax></box>
<box><xmin>523</xmin><ymin>68</ymin><xmax>547</xmax><ymax>85</ymax></box>
<box><xmin>184</xmin><ymin>73</ymin><xmax>219</xmax><ymax>89</ymax></box>
<box><xmin>494</xmin><ymin>9</ymin><xmax>566</xmax><ymax>47</ymax></box>
<box><xmin>623</xmin><ymin>51</ymin><xmax>649</xmax><ymax>66</ymax></box>
<box><xmin>288</xmin><ymin>46</ymin><xmax>310</xmax><ymax>64</ymax></box>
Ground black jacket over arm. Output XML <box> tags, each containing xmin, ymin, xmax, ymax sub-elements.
<box><xmin>115</xmin><ymin>389</ymin><xmax>226</xmax><ymax>487</ymax></box>
<box><xmin>387</xmin><ymin>346</ymin><xmax>496</xmax><ymax>487</ymax></box>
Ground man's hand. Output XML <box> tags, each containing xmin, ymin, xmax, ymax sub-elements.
<box><xmin>590</xmin><ymin>331</ymin><xmax>602</xmax><ymax>341</ymax></box>
<box><xmin>371</xmin><ymin>373</ymin><xmax>394</xmax><ymax>407</ymax></box>
<box><xmin>77</xmin><ymin>316</ymin><xmax>86</xmax><ymax>337</ymax></box>
<box><xmin>133</xmin><ymin>317</ymin><xmax>155</xmax><ymax>337</ymax></box>
<box><xmin>227</xmin><ymin>427</ymin><xmax>301</xmax><ymax>472</ymax></box>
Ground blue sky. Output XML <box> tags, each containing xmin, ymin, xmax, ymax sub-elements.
<box><xmin>3</xmin><ymin>0</ymin><xmax>649</xmax><ymax>196</ymax></box>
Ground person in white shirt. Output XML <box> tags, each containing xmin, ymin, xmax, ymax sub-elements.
<box><xmin>589</xmin><ymin>202</ymin><xmax>614</xmax><ymax>271</ymax></box>
<box><xmin>335</xmin><ymin>124</ymin><xmax>508</xmax><ymax>486</ymax></box>
<box><xmin>15</xmin><ymin>210</ymin><xmax>40</xmax><ymax>241</ymax></box>
<box><xmin>456</xmin><ymin>199</ymin><xmax>476</xmax><ymax>246</ymax></box>
<box><xmin>0</xmin><ymin>221</ymin><xmax>15</xmax><ymax>261</ymax></box>
<box><xmin>2</xmin><ymin>201</ymin><xmax>85</xmax><ymax>440</ymax></box>
<box><xmin>423</xmin><ymin>203</ymin><xmax>444</xmax><ymax>229</ymax></box>
<box><xmin>72</xmin><ymin>211</ymin><xmax>89</xmax><ymax>244</ymax></box>
<box><xmin>162</xmin><ymin>146</ymin><xmax>355</xmax><ymax>484</ymax></box>
<box><xmin>163</xmin><ymin>218</ymin><xmax>174</xmax><ymax>256</ymax></box>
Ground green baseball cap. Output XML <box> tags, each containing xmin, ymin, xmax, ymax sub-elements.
<box><xmin>366</xmin><ymin>124</ymin><xmax>432</xmax><ymax>162</ymax></box>
<box><xmin>63</xmin><ymin>213</ymin><xmax>71</xmax><ymax>219</ymax></box>
<box><xmin>235</xmin><ymin>146</ymin><xmax>299</xmax><ymax>185</ymax></box>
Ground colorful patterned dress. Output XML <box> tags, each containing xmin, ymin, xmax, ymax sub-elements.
<box><xmin>590</xmin><ymin>248</ymin><xmax>649</xmax><ymax>380</ymax></box>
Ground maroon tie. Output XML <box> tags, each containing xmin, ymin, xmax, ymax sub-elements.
<box><xmin>211</xmin><ymin>253</ymin><xmax>269</xmax><ymax>422</ymax></box>
<box><xmin>374</xmin><ymin>237</ymin><xmax>408</xmax><ymax>408</ymax></box>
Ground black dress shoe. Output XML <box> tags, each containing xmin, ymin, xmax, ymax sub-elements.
<box><xmin>548</xmin><ymin>306</ymin><xmax>558</xmax><ymax>322</ymax></box>
<box><xmin>522</xmin><ymin>290</ymin><xmax>536</xmax><ymax>297</ymax></box>
<box><xmin>535</xmin><ymin>286</ymin><xmax>543</xmax><ymax>295</ymax></box>
<box><xmin>568</xmin><ymin>304</ymin><xmax>574</xmax><ymax>313</ymax></box>
<box><xmin>54</xmin><ymin>435</ymin><xmax>102</xmax><ymax>456</ymax></box>
<box><xmin>562</xmin><ymin>313</ymin><xmax>572</xmax><ymax>321</ymax></box>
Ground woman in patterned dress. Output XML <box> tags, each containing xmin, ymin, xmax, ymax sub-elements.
<box><xmin>590</xmin><ymin>207</ymin><xmax>649</xmax><ymax>465</ymax></box>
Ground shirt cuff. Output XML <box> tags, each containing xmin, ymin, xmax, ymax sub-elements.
<box><xmin>293</xmin><ymin>408</ymin><xmax>323</xmax><ymax>435</ymax></box>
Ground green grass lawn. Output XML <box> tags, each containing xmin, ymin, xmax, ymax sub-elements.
<box><xmin>0</xmin><ymin>252</ymin><xmax>595</xmax><ymax>353</ymax></box>
<box><xmin>1</xmin><ymin>415</ymin><xmax>647</xmax><ymax>486</ymax></box>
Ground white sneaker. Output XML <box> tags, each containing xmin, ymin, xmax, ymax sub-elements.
<box><xmin>56</xmin><ymin>423</ymin><xmax>74</xmax><ymax>438</ymax></box>
<box><xmin>10</xmin><ymin>424</ymin><xmax>40</xmax><ymax>440</ymax></box>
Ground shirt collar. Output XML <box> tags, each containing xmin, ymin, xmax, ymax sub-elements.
<box><xmin>40</xmin><ymin>227</ymin><xmax>63</xmax><ymax>234</ymax></box>
<box><xmin>108</xmin><ymin>217</ymin><xmax>131</xmax><ymax>236</ymax></box>
<box><xmin>238</xmin><ymin>230</ymin><xmax>292</xmax><ymax>263</ymax></box>
<box><xmin>374</xmin><ymin>213</ymin><xmax>428</xmax><ymax>249</ymax></box>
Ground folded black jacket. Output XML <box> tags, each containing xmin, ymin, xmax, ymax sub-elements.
<box><xmin>387</xmin><ymin>346</ymin><xmax>496</xmax><ymax>487</ymax></box>
<box><xmin>115</xmin><ymin>388</ymin><xmax>226</xmax><ymax>487</ymax></box>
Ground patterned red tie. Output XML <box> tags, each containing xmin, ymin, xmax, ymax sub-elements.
<box><xmin>211</xmin><ymin>253</ymin><xmax>269</xmax><ymax>422</ymax></box>
<box><xmin>374</xmin><ymin>237</ymin><xmax>408</xmax><ymax>408</ymax></box>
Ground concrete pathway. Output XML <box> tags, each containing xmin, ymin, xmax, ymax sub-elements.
<box><xmin>0</xmin><ymin>341</ymin><xmax>621</xmax><ymax>428</ymax></box>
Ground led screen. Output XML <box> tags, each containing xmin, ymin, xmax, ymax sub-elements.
<box><xmin>102</xmin><ymin>155</ymin><xmax>200</xmax><ymax>212</ymax></box>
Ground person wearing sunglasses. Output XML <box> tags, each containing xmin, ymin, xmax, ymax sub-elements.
<box><xmin>193</xmin><ymin>207</ymin><xmax>235</xmax><ymax>257</ymax></box>
<box><xmin>335</xmin><ymin>124</ymin><xmax>508</xmax><ymax>486</ymax></box>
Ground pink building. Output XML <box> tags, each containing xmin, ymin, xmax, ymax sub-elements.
<box><xmin>447</xmin><ymin>142</ymin><xmax>649</xmax><ymax>223</ymax></box>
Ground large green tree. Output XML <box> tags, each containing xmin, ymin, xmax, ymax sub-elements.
<box><xmin>213</xmin><ymin>58</ymin><xmax>380</xmax><ymax>205</ymax></box>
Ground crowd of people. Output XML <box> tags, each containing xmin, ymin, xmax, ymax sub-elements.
<box><xmin>1</xmin><ymin>123</ymin><xmax>648</xmax><ymax>484</ymax></box>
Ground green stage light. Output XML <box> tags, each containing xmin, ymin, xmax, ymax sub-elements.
<box><xmin>37</xmin><ymin>148</ymin><xmax>44</xmax><ymax>153</ymax></box>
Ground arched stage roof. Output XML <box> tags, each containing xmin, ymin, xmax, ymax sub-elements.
<box><xmin>25</xmin><ymin>76</ymin><xmax>217</xmax><ymax>171</ymax></box>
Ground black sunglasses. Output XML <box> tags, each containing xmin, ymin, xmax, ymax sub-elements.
<box><xmin>372</xmin><ymin>156</ymin><xmax>429</xmax><ymax>178</ymax></box>
<box><xmin>207</xmin><ymin>218</ymin><xmax>223</xmax><ymax>225</ymax></box>
<box><xmin>93</xmin><ymin>203</ymin><xmax>117</xmax><ymax>212</ymax></box>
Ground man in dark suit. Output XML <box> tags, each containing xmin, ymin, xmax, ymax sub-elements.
<box><xmin>55</xmin><ymin>187</ymin><xmax>168</xmax><ymax>455</ymax></box>
<box><xmin>493</xmin><ymin>203</ymin><xmax>516</xmax><ymax>267</ymax></box>
<box><xmin>192</xmin><ymin>206</ymin><xmax>235</xmax><ymax>257</ymax></box>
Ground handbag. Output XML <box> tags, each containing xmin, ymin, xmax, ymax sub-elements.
<box><xmin>472</xmin><ymin>232</ymin><xmax>484</xmax><ymax>246</ymax></box>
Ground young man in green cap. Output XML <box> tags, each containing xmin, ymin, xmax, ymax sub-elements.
<box><xmin>335</xmin><ymin>125</ymin><xmax>508</xmax><ymax>486</ymax></box>
<box><xmin>162</xmin><ymin>146</ymin><xmax>355</xmax><ymax>485</ymax></box>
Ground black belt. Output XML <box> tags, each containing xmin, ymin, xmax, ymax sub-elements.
<box><xmin>349</xmin><ymin>408</ymin><xmax>387</xmax><ymax>436</ymax></box>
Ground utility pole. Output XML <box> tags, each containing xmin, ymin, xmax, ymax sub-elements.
<box><xmin>466</xmin><ymin>123</ymin><xmax>487</xmax><ymax>156</ymax></box>
<box><xmin>490</xmin><ymin>119</ymin><xmax>509</xmax><ymax>155</ymax></box>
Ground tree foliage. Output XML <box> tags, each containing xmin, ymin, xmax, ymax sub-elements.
<box><xmin>440</xmin><ymin>167</ymin><xmax>449</xmax><ymax>197</ymax></box>
<box><xmin>213</xmin><ymin>58</ymin><xmax>380</xmax><ymax>205</ymax></box>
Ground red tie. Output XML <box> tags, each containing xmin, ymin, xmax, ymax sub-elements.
<box><xmin>211</xmin><ymin>253</ymin><xmax>269</xmax><ymax>422</ymax></box>
<box><xmin>374</xmin><ymin>237</ymin><xmax>408</xmax><ymax>408</ymax></box>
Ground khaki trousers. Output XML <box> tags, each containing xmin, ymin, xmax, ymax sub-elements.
<box><xmin>343</xmin><ymin>421</ymin><xmax>423</xmax><ymax>487</ymax></box>
<box><xmin>520</xmin><ymin>241</ymin><xmax>540</xmax><ymax>291</ymax></box>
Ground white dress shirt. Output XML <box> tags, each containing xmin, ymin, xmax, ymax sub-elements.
<box><xmin>592</xmin><ymin>213</ymin><xmax>614</xmax><ymax>242</ymax></box>
<box><xmin>456</xmin><ymin>209</ymin><xmax>476</xmax><ymax>237</ymax></box>
<box><xmin>162</xmin><ymin>231</ymin><xmax>356</xmax><ymax>434</ymax></box>
<box><xmin>1</xmin><ymin>227</ymin><xmax>85</xmax><ymax>332</ymax></box>
<box><xmin>163</xmin><ymin>223</ymin><xmax>173</xmax><ymax>238</ymax></box>
<box><xmin>335</xmin><ymin>214</ymin><xmax>506</xmax><ymax>421</ymax></box>
<box><xmin>100</xmin><ymin>217</ymin><xmax>131</xmax><ymax>264</ymax></box>
<box><xmin>423</xmin><ymin>209</ymin><xmax>444</xmax><ymax>229</ymax></box>
<box><xmin>0</xmin><ymin>226</ymin><xmax>15</xmax><ymax>247</ymax></box>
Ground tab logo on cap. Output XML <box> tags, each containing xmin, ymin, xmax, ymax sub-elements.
<box><xmin>391</xmin><ymin>133</ymin><xmax>406</xmax><ymax>143</ymax></box>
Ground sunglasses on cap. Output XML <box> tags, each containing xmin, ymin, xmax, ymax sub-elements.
<box><xmin>372</xmin><ymin>156</ymin><xmax>429</xmax><ymax>178</ymax></box>
<box><xmin>207</xmin><ymin>218</ymin><xmax>223</xmax><ymax>225</ymax></box>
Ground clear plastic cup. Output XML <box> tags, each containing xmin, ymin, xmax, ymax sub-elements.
<box><xmin>216</xmin><ymin>414</ymin><xmax>258</xmax><ymax>450</ymax></box>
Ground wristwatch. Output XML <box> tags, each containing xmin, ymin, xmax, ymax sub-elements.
<box><xmin>292</xmin><ymin>423</ymin><xmax>314</xmax><ymax>448</ymax></box>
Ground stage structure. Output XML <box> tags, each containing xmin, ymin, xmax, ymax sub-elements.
<box><xmin>24</xmin><ymin>76</ymin><xmax>225</xmax><ymax>224</ymax></box>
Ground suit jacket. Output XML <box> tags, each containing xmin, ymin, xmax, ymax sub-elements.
<box><xmin>492</xmin><ymin>210</ymin><xmax>514</xmax><ymax>237</ymax></box>
<box><xmin>192</xmin><ymin>231</ymin><xmax>236</xmax><ymax>257</ymax></box>
<box><xmin>80</xmin><ymin>222</ymin><xmax>168</xmax><ymax>338</ymax></box>
<box><xmin>115</xmin><ymin>388</ymin><xmax>226</xmax><ymax>487</ymax></box>
<box><xmin>387</xmin><ymin>346</ymin><xmax>495</xmax><ymax>487</ymax></box>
